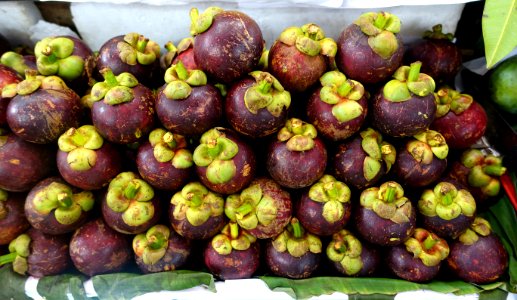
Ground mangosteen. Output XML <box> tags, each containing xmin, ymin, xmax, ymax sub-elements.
<box><xmin>225</xmin><ymin>177</ymin><xmax>292</xmax><ymax>239</ymax></box>
<box><xmin>101</xmin><ymin>172</ymin><xmax>161</xmax><ymax>235</ymax></box>
<box><xmin>447</xmin><ymin>217</ymin><xmax>509</xmax><ymax>284</ymax></box>
<box><xmin>69</xmin><ymin>218</ymin><xmax>132</xmax><ymax>276</ymax></box>
<box><xmin>431</xmin><ymin>87</ymin><xmax>487</xmax><ymax>149</ymax></box>
<box><xmin>0</xmin><ymin>51</ymin><xmax>38</xmax><ymax>78</ymax></box>
<box><xmin>160</xmin><ymin>38</ymin><xmax>198</xmax><ymax>71</ymax></box>
<box><xmin>193</xmin><ymin>127</ymin><xmax>256</xmax><ymax>194</ymax></box>
<box><xmin>336</xmin><ymin>12</ymin><xmax>404</xmax><ymax>85</ymax></box>
<box><xmin>136</xmin><ymin>128</ymin><xmax>193</xmax><ymax>191</ymax></box>
<box><xmin>326</xmin><ymin>229</ymin><xmax>380</xmax><ymax>277</ymax></box>
<box><xmin>0</xmin><ymin>190</ymin><xmax>30</xmax><ymax>245</ymax></box>
<box><xmin>371</xmin><ymin>61</ymin><xmax>436</xmax><ymax>138</ymax></box>
<box><xmin>25</xmin><ymin>177</ymin><xmax>95</xmax><ymax>235</ymax></box>
<box><xmin>190</xmin><ymin>7</ymin><xmax>264</xmax><ymax>83</ymax></box>
<box><xmin>0</xmin><ymin>64</ymin><xmax>22</xmax><ymax>126</ymax></box>
<box><xmin>0</xmin><ymin>228</ymin><xmax>71</xmax><ymax>277</ymax></box>
<box><xmin>355</xmin><ymin>181</ymin><xmax>416</xmax><ymax>246</ymax></box>
<box><xmin>132</xmin><ymin>224</ymin><xmax>192</xmax><ymax>273</ymax></box>
<box><xmin>265</xmin><ymin>217</ymin><xmax>322</xmax><ymax>279</ymax></box>
<box><xmin>90</xmin><ymin>69</ymin><xmax>156</xmax><ymax>144</ymax></box>
<box><xmin>266</xmin><ymin>118</ymin><xmax>327</xmax><ymax>189</ymax></box>
<box><xmin>268</xmin><ymin>23</ymin><xmax>336</xmax><ymax>93</ymax></box>
<box><xmin>307</xmin><ymin>70</ymin><xmax>368</xmax><ymax>141</ymax></box>
<box><xmin>169</xmin><ymin>182</ymin><xmax>226</xmax><ymax>240</ymax></box>
<box><xmin>296</xmin><ymin>175</ymin><xmax>352</xmax><ymax>236</ymax></box>
<box><xmin>387</xmin><ymin>228</ymin><xmax>450</xmax><ymax>282</ymax></box>
<box><xmin>225</xmin><ymin>71</ymin><xmax>291</xmax><ymax>137</ymax></box>
<box><xmin>333</xmin><ymin>127</ymin><xmax>396</xmax><ymax>190</ymax></box>
<box><xmin>156</xmin><ymin>62</ymin><xmax>222</xmax><ymax>136</ymax></box>
<box><xmin>204</xmin><ymin>221</ymin><xmax>260</xmax><ymax>279</ymax></box>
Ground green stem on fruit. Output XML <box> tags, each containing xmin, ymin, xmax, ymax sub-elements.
<box><xmin>100</xmin><ymin>68</ymin><xmax>118</xmax><ymax>87</ymax></box>
<box><xmin>483</xmin><ymin>165</ymin><xmax>506</xmax><ymax>177</ymax></box>
<box><xmin>334</xmin><ymin>241</ymin><xmax>346</xmax><ymax>253</ymax></box>
<box><xmin>136</xmin><ymin>36</ymin><xmax>149</xmax><ymax>53</ymax></box>
<box><xmin>162</xmin><ymin>132</ymin><xmax>177</xmax><ymax>148</ymax></box>
<box><xmin>124</xmin><ymin>181</ymin><xmax>140</xmax><ymax>200</ymax></box>
<box><xmin>291</xmin><ymin>218</ymin><xmax>303</xmax><ymax>239</ymax></box>
<box><xmin>236</xmin><ymin>203</ymin><xmax>253</xmax><ymax>216</ymax></box>
<box><xmin>0</xmin><ymin>252</ymin><xmax>17</xmax><ymax>266</ymax></box>
<box><xmin>407</xmin><ymin>61</ymin><xmax>422</xmax><ymax>83</ymax></box>
<box><xmin>337</xmin><ymin>81</ymin><xmax>353</xmax><ymax>98</ymax></box>
<box><xmin>57</xmin><ymin>192</ymin><xmax>73</xmax><ymax>208</ymax></box>
<box><xmin>374</xmin><ymin>13</ymin><xmax>388</xmax><ymax>29</ymax></box>
<box><xmin>147</xmin><ymin>232</ymin><xmax>166</xmax><ymax>250</ymax></box>
<box><xmin>164</xmin><ymin>41</ymin><xmax>177</xmax><ymax>53</ymax></box>
<box><xmin>423</xmin><ymin>235</ymin><xmax>437</xmax><ymax>250</ymax></box>
<box><xmin>187</xmin><ymin>192</ymin><xmax>203</xmax><ymax>207</ymax></box>
<box><xmin>42</xmin><ymin>46</ymin><xmax>58</xmax><ymax>64</ymax></box>
<box><xmin>175</xmin><ymin>61</ymin><xmax>188</xmax><ymax>81</ymax></box>
<box><xmin>230</xmin><ymin>222</ymin><xmax>239</xmax><ymax>239</ymax></box>
<box><xmin>441</xmin><ymin>192</ymin><xmax>453</xmax><ymax>206</ymax></box>
<box><xmin>256</xmin><ymin>79</ymin><xmax>272</xmax><ymax>94</ymax></box>
<box><xmin>384</xmin><ymin>187</ymin><xmax>396</xmax><ymax>203</ymax></box>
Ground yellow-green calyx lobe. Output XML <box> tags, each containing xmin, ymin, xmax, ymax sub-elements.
<box><xmin>359</xmin><ymin>128</ymin><xmax>396</xmax><ymax>181</ymax></box>
<box><xmin>360</xmin><ymin>181</ymin><xmax>412</xmax><ymax>224</ymax></box>
<box><xmin>458</xmin><ymin>217</ymin><xmax>492</xmax><ymax>246</ymax></box>
<box><xmin>90</xmin><ymin>68</ymin><xmax>139</xmax><ymax>105</ymax></box>
<box><xmin>34</xmin><ymin>36</ymin><xmax>85</xmax><ymax>81</ymax></box>
<box><xmin>383</xmin><ymin>62</ymin><xmax>436</xmax><ymax>102</ymax></box>
<box><xmin>319</xmin><ymin>71</ymin><xmax>365</xmax><ymax>123</ymax></box>
<box><xmin>277</xmin><ymin>118</ymin><xmax>318</xmax><ymax>152</ymax></box>
<box><xmin>58</xmin><ymin>125</ymin><xmax>104</xmax><ymax>171</ymax></box>
<box><xmin>461</xmin><ymin>149</ymin><xmax>506</xmax><ymax>197</ymax></box>
<box><xmin>171</xmin><ymin>182</ymin><xmax>224</xmax><ymax>226</ymax></box>
<box><xmin>193</xmin><ymin>128</ymin><xmax>239</xmax><ymax>184</ymax></box>
<box><xmin>148</xmin><ymin>128</ymin><xmax>193</xmax><ymax>169</ymax></box>
<box><xmin>211</xmin><ymin>222</ymin><xmax>257</xmax><ymax>255</ymax></box>
<box><xmin>117</xmin><ymin>33</ymin><xmax>160</xmax><ymax>66</ymax></box>
<box><xmin>409</xmin><ymin>130</ymin><xmax>449</xmax><ymax>164</ymax></box>
<box><xmin>272</xmin><ymin>218</ymin><xmax>322</xmax><ymax>257</ymax></box>
<box><xmin>133</xmin><ymin>224</ymin><xmax>170</xmax><ymax>265</ymax></box>
<box><xmin>278</xmin><ymin>23</ymin><xmax>337</xmax><ymax>58</ymax></box>
<box><xmin>434</xmin><ymin>87</ymin><xmax>473</xmax><ymax>118</ymax></box>
<box><xmin>163</xmin><ymin>61</ymin><xmax>207</xmax><ymax>100</ymax></box>
<box><xmin>418</xmin><ymin>182</ymin><xmax>476</xmax><ymax>221</ymax></box>
<box><xmin>0</xmin><ymin>51</ymin><xmax>33</xmax><ymax>77</ymax></box>
<box><xmin>0</xmin><ymin>233</ymin><xmax>31</xmax><ymax>275</ymax></box>
<box><xmin>308</xmin><ymin>175</ymin><xmax>351</xmax><ymax>223</ymax></box>
<box><xmin>2</xmin><ymin>70</ymin><xmax>70</xmax><ymax>98</ymax></box>
<box><xmin>244</xmin><ymin>71</ymin><xmax>291</xmax><ymax>117</ymax></box>
<box><xmin>190</xmin><ymin>7</ymin><xmax>224</xmax><ymax>35</ymax></box>
<box><xmin>326</xmin><ymin>229</ymin><xmax>364</xmax><ymax>275</ymax></box>
<box><xmin>354</xmin><ymin>12</ymin><xmax>401</xmax><ymax>59</ymax></box>
<box><xmin>32</xmin><ymin>181</ymin><xmax>94</xmax><ymax>225</ymax></box>
<box><xmin>0</xmin><ymin>189</ymin><xmax>7</xmax><ymax>220</ymax></box>
<box><xmin>404</xmin><ymin>228</ymin><xmax>449</xmax><ymax>267</ymax></box>
<box><xmin>106</xmin><ymin>172</ymin><xmax>156</xmax><ymax>227</ymax></box>
<box><xmin>424</xmin><ymin>24</ymin><xmax>454</xmax><ymax>41</ymax></box>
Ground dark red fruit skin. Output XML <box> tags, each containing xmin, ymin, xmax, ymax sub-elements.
<box><xmin>268</xmin><ymin>42</ymin><xmax>327</xmax><ymax>93</ymax></box>
<box><xmin>69</xmin><ymin>218</ymin><xmax>132</xmax><ymax>276</ymax></box>
<box><xmin>446</xmin><ymin>162</ymin><xmax>496</xmax><ymax>209</ymax></box>
<box><xmin>136</xmin><ymin>229</ymin><xmax>192</xmax><ymax>274</ymax></box>
<box><xmin>0</xmin><ymin>65</ymin><xmax>22</xmax><ymax>126</ymax></box>
<box><xmin>387</xmin><ymin>245</ymin><xmax>441</xmax><ymax>282</ymax></box>
<box><xmin>57</xmin><ymin>142</ymin><xmax>122</xmax><ymax>190</ymax></box>
<box><xmin>296</xmin><ymin>193</ymin><xmax>352</xmax><ymax>236</ymax></box>
<box><xmin>7</xmin><ymin>88</ymin><xmax>82</xmax><ymax>144</ymax></box>
<box><xmin>156</xmin><ymin>84</ymin><xmax>222</xmax><ymax>137</ymax></box>
<box><xmin>91</xmin><ymin>84</ymin><xmax>155</xmax><ymax>144</ymax></box>
<box><xmin>168</xmin><ymin>204</ymin><xmax>226</xmax><ymax>240</ymax></box>
<box><xmin>172</xmin><ymin>48</ymin><xmax>198</xmax><ymax>71</ymax></box>
<box><xmin>336</xmin><ymin>24</ymin><xmax>404</xmax><ymax>85</ymax></box>
<box><xmin>266</xmin><ymin>137</ymin><xmax>327</xmax><ymax>189</ymax></box>
<box><xmin>27</xmin><ymin>228</ymin><xmax>71</xmax><ymax>278</ymax></box>
<box><xmin>204</xmin><ymin>241</ymin><xmax>260</xmax><ymax>280</ymax></box>
<box><xmin>392</xmin><ymin>146</ymin><xmax>447</xmax><ymax>188</ymax></box>
<box><xmin>0</xmin><ymin>193</ymin><xmax>30</xmax><ymax>245</ymax></box>
<box><xmin>420</xmin><ymin>214</ymin><xmax>474</xmax><ymax>239</ymax></box>
<box><xmin>431</xmin><ymin>101</ymin><xmax>487</xmax><ymax>149</ymax></box>
<box><xmin>307</xmin><ymin>87</ymin><xmax>368</xmax><ymax>141</ymax></box>
<box><xmin>330</xmin><ymin>242</ymin><xmax>381</xmax><ymax>277</ymax></box>
<box><xmin>355</xmin><ymin>205</ymin><xmax>416</xmax><ymax>246</ymax></box>
<box><xmin>225</xmin><ymin>77</ymin><xmax>288</xmax><ymax>138</ymax></box>
<box><xmin>194</xmin><ymin>10</ymin><xmax>264</xmax><ymax>84</ymax></box>
<box><xmin>136</xmin><ymin>141</ymin><xmax>192</xmax><ymax>191</ymax></box>
<box><xmin>265</xmin><ymin>240</ymin><xmax>321</xmax><ymax>279</ymax></box>
<box><xmin>25</xmin><ymin>177</ymin><xmax>91</xmax><ymax>235</ymax></box>
<box><xmin>447</xmin><ymin>234</ymin><xmax>508</xmax><ymax>284</ymax></box>
<box><xmin>0</xmin><ymin>133</ymin><xmax>55</xmax><ymax>192</ymax></box>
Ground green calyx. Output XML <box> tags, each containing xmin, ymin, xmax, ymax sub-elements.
<box><xmin>424</xmin><ymin>24</ymin><xmax>454</xmax><ymax>41</ymax></box>
<box><xmin>1</xmin><ymin>70</ymin><xmax>70</xmax><ymax>98</ymax></box>
<box><xmin>211</xmin><ymin>222</ymin><xmax>257</xmax><ymax>255</ymax></box>
<box><xmin>360</xmin><ymin>181</ymin><xmax>412</xmax><ymax>224</ymax></box>
<box><xmin>149</xmin><ymin>128</ymin><xmax>193</xmax><ymax>169</ymax></box>
<box><xmin>133</xmin><ymin>225</ymin><xmax>170</xmax><ymax>265</ymax></box>
<box><xmin>0</xmin><ymin>190</ymin><xmax>7</xmax><ymax>220</ymax></box>
<box><xmin>163</xmin><ymin>61</ymin><xmax>207</xmax><ymax>100</ymax></box>
<box><xmin>190</xmin><ymin>7</ymin><xmax>224</xmax><ymax>35</ymax></box>
<box><xmin>410</xmin><ymin>130</ymin><xmax>449</xmax><ymax>163</ymax></box>
<box><xmin>0</xmin><ymin>51</ymin><xmax>32</xmax><ymax>77</ymax></box>
<box><xmin>171</xmin><ymin>182</ymin><xmax>224</xmax><ymax>226</ymax></box>
<box><xmin>383</xmin><ymin>62</ymin><xmax>436</xmax><ymax>102</ymax></box>
<box><xmin>458</xmin><ymin>217</ymin><xmax>492</xmax><ymax>245</ymax></box>
<box><xmin>277</xmin><ymin>118</ymin><xmax>318</xmax><ymax>152</ymax></box>
<box><xmin>359</xmin><ymin>128</ymin><xmax>396</xmax><ymax>181</ymax></box>
<box><xmin>319</xmin><ymin>71</ymin><xmax>365</xmax><ymax>123</ymax></box>
<box><xmin>272</xmin><ymin>218</ymin><xmax>322</xmax><ymax>257</ymax></box>
<box><xmin>90</xmin><ymin>68</ymin><xmax>138</xmax><ymax>105</ymax></box>
<box><xmin>308</xmin><ymin>175</ymin><xmax>351</xmax><ymax>223</ymax></box>
<box><xmin>326</xmin><ymin>229</ymin><xmax>364</xmax><ymax>276</ymax></box>
<box><xmin>418</xmin><ymin>182</ymin><xmax>476</xmax><ymax>221</ymax></box>
<box><xmin>404</xmin><ymin>228</ymin><xmax>449</xmax><ymax>267</ymax></box>
<box><xmin>461</xmin><ymin>149</ymin><xmax>506</xmax><ymax>196</ymax></box>
<box><xmin>244</xmin><ymin>71</ymin><xmax>291</xmax><ymax>117</ymax></box>
<box><xmin>106</xmin><ymin>172</ymin><xmax>156</xmax><ymax>227</ymax></box>
<box><xmin>34</xmin><ymin>36</ymin><xmax>85</xmax><ymax>81</ymax></box>
<box><xmin>0</xmin><ymin>233</ymin><xmax>31</xmax><ymax>275</ymax></box>
<box><xmin>58</xmin><ymin>125</ymin><xmax>104</xmax><ymax>171</ymax></box>
<box><xmin>354</xmin><ymin>12</ymin><xmax>401</xmax><ymax>59</ymax></box>
<box><xmin>117</xmin><ymin>33</ymin><xmax>160</xmax><ymax>66</ymax></box>
<box><xmin>278</xmin><ymin>23</ymin><xmax>337</xmax><ymax>58</ymax></box>
<box><xmin>434</xmin><ymin>87</ymin><xmax>473</xmax><ymax>118</ymax></box>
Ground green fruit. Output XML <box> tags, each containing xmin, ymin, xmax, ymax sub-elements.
<box><xmin>489</xmin><ymin>55</ymin><xmax>517</xmax><ymax>114</ymax></box>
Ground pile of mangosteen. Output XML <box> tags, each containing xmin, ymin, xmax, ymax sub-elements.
<box><xmin>0</xmin><ymin>6</ymin><xmax>511</xmax><ymax>287</ymax></box>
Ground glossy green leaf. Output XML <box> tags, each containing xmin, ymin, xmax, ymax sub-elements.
<box><xmin>482</xmin><ymin>0</ymin><xmax>517</xmax><ymax>68</ymax></box>
<box><xmin>479</xmin><ymin>287</ymin><xmax>509</xmax><ymax>300</ymax></box>
<box><xmin>37</xmin><ymin>273</ymin><xmax>88</xmax><ymax>300</ymax></box>
<box><xmin>0</xmin><ymin>264</ymin><xmax>30</xmax><ymax>300</ymax></box>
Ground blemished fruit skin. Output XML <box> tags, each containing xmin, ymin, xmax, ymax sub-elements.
<box><xmin>489</xmin><ymin>55</ymin><xmax>517</xmax><ymax>114</ymax></box>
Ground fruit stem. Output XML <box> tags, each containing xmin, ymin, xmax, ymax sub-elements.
<box><xmin>423</xmin><ymin>235</ymin><xmax>437</xmax><ymax>250</ymax></box>
<box><xmin>374</xmin><ymin>13</ymin><xmax>388</xmax><ymax>29</ymax></box>
<box><xmin>334</xmin><ymin>241</ymin><xmax>346</xmax><ymax>253</ymax></box>
<box><xmin>230</xmin><ymin>222</ymin><xmax>239</xmax><ymax>239</ymax></box>
<box><xmin>162</xmin><ymin>132</ymin><xmax>177</xmax><ymax>148</ymax></box>
<box><xmin>407</xmin><ymin>61</ymin><xmax>422</xmax><ymax>83</ymax></box>
<box><xmin>42</xmin><ymin>46</ymin><xmax>57</xmax><ymax>63</ymax></box>
<box><xmin>124</xmin><ymin>181</ymin><xmax>140</xmax><ymax>200</ymax></box>
<box><xmin>291</xmin><ymin>218</ymin><xmax>303</xmax><ymax>239</ymax></box>
<box><xmin>337</xmin><ymin>81</ymin><xmax>353</xmax><ymax>98</ymax></box>
<box><xmin>441</xmin><ymin>192</ymin><xmax>453</xmax><ymax>206</ymax></box>
<box><xmin>175</xmin><ymin>61</ymin><xmax>188</xmax><ymax>81</ymax></box>
<box><xmin>0</xmin><ymin>252</ymin><xmax>17</xmax><ymax>266</ymax></box>
<box><xmin>483</xmin><ymin>165</ymin><xmax>506</xmax><ymax>177</ymax></box>
<box><xmin>164</xmin><ymin>41</ymin><xmax>176</xmax><ymax>52</ymax></box>
<box><xmin>136</xmin><ymin>36</ymin><xmax>149</xmax><ymax>53</ymax></box>
<box><xmin>384</xmin><ymin>187</ymin><xmax>396</xmax><ymax>203</ymax></box>
<box><xmin>100</xmin><ymin>68</ymin><xmax>119</xmax><ymax>87</ymax></box>
<box><xmin>148</xmin><ymin>232</ymin><xmax>166</xmax><ymax>250</ymax></box>
<box><xmin>236</xmin><ymin>203</ymin><xmax>253</xmax><ymax>216</ymax></box>
<box><xmin>256</xmin><ymin>79</ymin><xmax>272</xmax><ymax>94</ymax></box>
<box><xmin>57</xmin><ymin>193</ymin><xmax>73</xmax><ymax>208</ymax></box>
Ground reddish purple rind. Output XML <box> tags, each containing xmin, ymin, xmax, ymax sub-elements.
<box><xmin>265</xmin><ymin>240</ymin><xmax>321</xmax><ymax>279</ymax></box>
<box><xmin>0</xmin><ymin>193</ymin><xmax>30</xmax><ymax>245</ymax></box>
<box><xmin>172</xmin><ymin>48</ymin><xmax>199</xmax><ymax>71</ymax></box>
<box><xmin>336</xmin><ymin>24</ymin><xmax>404</xmax><ymax>85</ymax></box>
<box><xmin>266</xmin><ymin>137</ymin><xmax>327</xmax><ymax>189</ymax></box>
<box><xmin>0</xmin><ymin>133</ymin><xmax>55</xmax><ymax>192</ymax></box>
<box><xmin>268</xmin><ymin>41</ymin><xmax>327</xmax><ymax>93</ymax></box>
<box><xmin>0</xmin><ymin>65</ymin><xmax>22</xmax><ymax>126</ymax></box>
<box><xmin>69</xmin><ymin>218</ymin><xmax>132</xmax><ymax>276</ymax></box>
<box><xmin>225</xmin><ymin>77</ymin><xmax>288</xmax><ymax>137</ymax></box>
<box><xmin>330</xmin><ymin>241</ymin><xmax>381</xmax><ymax>277</ymax></box>
<box><xmin>27</xmin><ymin>228</ymin><xmax>71</xmax><ymax>278</ymax></box>
<box><xmin>7</xmin><ymin>88</ymin><xmax>82</xmax><ymax>144</ymax></box>
<box><xmin>168</xmin><ymin>204</ymin><xmax>226</xmax><ymax>240</ymax></box>
<box><xmin>91</xmin><ymin>83</ymin><xmax>156</xmax><ymax>144</ymax></box>
<box><xmin>392</xmin><ymin>145</ymin><xmax>447</xmax><ymax>188</ymax></box>
<box><xmin>387</xmin><ymin>244</ymin><xmax>441</xmax><ymax>282</ymax></box>
<box><xmin>446</xmin><ymin>162</ymin><xmax>498</xmax><ymax>209</ymax></box>
<box><xmin>25</xmin><ymin>177</ymin><xmax>90</xmax><ymax>235</ymax></box>
<box><xmin>194</xmin><ymin>10</ymin><xmax>264</xmax><ymax>84</ymax></box>
<box><xmin>296</xmin><ymin>193</ymin><xmax>351</xmax><ymax>236</ymax></box>
<box><xmin>204</xmin><ymin>241</ymin><xmax>260</xmax><ymax>280</ymax></box>
<box><xmin>447</xmin><ymin>234</ymin><xmax>509</xmax><ymax>284</ymax></box>
<box><xmin>420</xmin><ymin>214</ymin><xmax>474</xmax><ymax>240</ymax></box>
<box><xmin>355</xmin><ymin>205</ymin><xmax>416</xmax><ymax>246</ymax></box>
<box><xmin>156</xmin><ymin>84</ymin><xmax>223</xmax><ymax>137</ymax></box>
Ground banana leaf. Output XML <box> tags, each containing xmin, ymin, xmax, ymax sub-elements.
<box><xmin>37</xmin><ymin>273</ymin><xmax>88</xmax><ymax>300</ymax></box>
<box><xmin>0</xmin><ymin>264</ymin><xmax>31</xmax><ymax>300</ymax></box>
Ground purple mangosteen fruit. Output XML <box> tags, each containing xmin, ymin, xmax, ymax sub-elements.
<box><xmin>0</xmin><ymin>64</ymin><xmax>22</xmax><ymax>126</ymax></box>
<box><xmin>0</xmin><ymin>190</ymin><xmax>30</xmax><ymax>245</ymax></box>
<box><xmin>160</xmin><ymin>38</ymin><xmax>198</xmax><ymax>71</ymax></box>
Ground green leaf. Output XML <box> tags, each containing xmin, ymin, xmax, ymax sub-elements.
<box><xmin>0</xmin><ymin>264</ymin><xmax>30</xmax><ymax>300</ymax></box>
<box><xmin>482</xmin><ymin>0</ymin><xmax>517</xmax><ymax>68</ymax></box>
<box><xmin>37</xmin><ymin>273</ymin><xmax>88</xmax><ymax>300</ymax></box>
<box><xmin>479</xmin><ymin>288</ymin><xmax>508</xmax><ymax>300</ymax></box>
